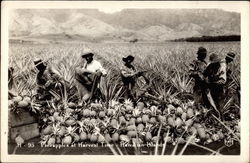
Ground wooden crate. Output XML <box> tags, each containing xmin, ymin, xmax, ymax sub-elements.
<box><xmin>9</xmin><ymin>123</ymin><xmax>40</xmax><ymax>141</ymax></box>
<box><xmin>9</xmin><ymin>109</ymin><xmax>38</xmax><ymax>127</ymax></box>
<box><xmin>9</xmin><ymin>109</ymin><xmax>40</xmax><ymax>141</ymax></box>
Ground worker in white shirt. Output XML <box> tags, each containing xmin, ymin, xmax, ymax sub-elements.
<box><xmin>75</xmin><ymin>50</ymin><xmax>107</xmax><ymax>105</ymax></box>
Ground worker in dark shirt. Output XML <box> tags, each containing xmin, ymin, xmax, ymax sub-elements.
<box><xmin>189</xmin><ymin>47</ymin><xmax>209</xmax><ymax>109</ymax></box>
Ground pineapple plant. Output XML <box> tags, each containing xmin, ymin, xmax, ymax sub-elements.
<box><xmin>111</xmin><ymin>132</ymin><xmax>119</xmax><ymax>142</ymax></box>
<box><xmin>83</xmin><ymin>109</ymin><xmax>91</xmax><ymax>117</ymax></box>
<box><xmin>104</xmin><ymin>133</ymin><xmax>112</xmax><ymax>143</ymax></box>
<box><xmin>158</xmin><ymin>115</ymin><xmax>166</xmax><ymax>124</ymax></box>
<box><xmin>97</xmin><ymin>134</ymin><xmax>105</xmax><ymax>143</ymax></box>
<box><xmin>65</xmin><ymin>117</ymin><xmax>76</xmax><ymax>126</ymax></box>
<box><xmin>132</xmin><ymin>108</ymin><xmax>141</xmax><ymax>118</ymax></box>
<box><xmin>17</xmin><ymin>100</ymin><xmax>29</xmax><ymax>108</ymax></box>
<box><xmin>128</xmin><ymin>118</ymin><xmax>136</xmax><ymax>125</ymax></box>
<box><xmin>167</xmin><ymin>116</ymin><xmax>175</xmax><ymax>127</ymax></box>
<box><xmin>90</xmin><ymin>134</ymin><xmax>98</xmax><ymax>143</ymax></box>
<box><xmin>62</xmin><ymin>126</ymin><xmax>77</xmax><ymax>145</ymax></box>
<box><xmin>196</xmin><ymin>126</ymin><xmax>206</xmax><ymax>140</ymax></box>
<box><xmin>142</xmin><ymin>114</ymin><xmax>150</xmax><ymax>124</ymax></box>
<box><xmin>80</xmin><ymin>131</ymin><xmax>88</xmax><ymax>141</ymax></box>
<box><xmin>68</xmin><ymin>102</ymin><xmax>76</xmax><ymax>109</ymax></box>
<box><xmin>47</xmin><ymin>137</ymin><xmax>56</xmax><ymax>145</ymax></box>
<box><xmin>175</xmin><ymin>117</ymin><xmax>183</xmax><ymax>128</ymax></box>
<box><xmin>127</xmin><ymin>130</ymin><xmax>137</xmax><ymax>138</ymax></box>
<box><xmin>43</xmin><ymin>123</ymin><xmax>62</xmax><ymax>145</ymax></box>
<box><xmin>127</xmin><ymin>125</ymin><xmax>136</xmax><ymax>131</ymax></box>
<box><xmin>99</xmin><ymin>111</ymin><xmax>106</xmax><ymax>119</ymax></box>
<box><xmin>62</xmin><ymin>135</ymin><xmax>73</xmax><ymax>145</ymax></box>
<box><xmin>145</xmin><ymin>132</ymin><xmax>152</xmax><ymax>142</ymax></box>
<box><xmin>42</xmin><ymin>125</ymin><xmax>53</xmax><ymax>135</ymax></box>
<box><xmin>120</xmin><ymin>134</ymin><xmax>130</xmax><ymax>143</ymax></box>
<box><xmin>107</xmin><ymin>108</ymin><xmax>115</xmax><ymax>117</ymax></box>
<box><xmin>187</xmin><ymin>107</ymin><xmax>194</xmax><ymax>119</ymax></box>
<box><xmin>176</xmin><ymin>107</ymin><xmax>184</xmax><ymax>116</ymax></box>
<box><xmin>119</xmin><ymin>116</ymin><xmax>127</xmax><ymax>125</ymax></box>
<box><xmin>13</xmin><ymin>96</ymin><xmax>23</xmax><ymax>103</ymax></box>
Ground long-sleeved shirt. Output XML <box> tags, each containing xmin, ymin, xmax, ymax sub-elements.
<box><xmin>75</xmin><ymin>60</ymin><xmax>107</xmax><ymax>84</ymax></box>
<box><xmin>189</xmin><ymin>59</ymin><xmax>207</xmax><ymax>82</ymax></box>
<box><xmin>36</xmin><ymin>66</ymin><xmax>63</xmax><ymax>87</ymax></box>
<box><xmin>82</xmin><ymin>60</ymin><xmax>107</xmax><ymax>75</ymax></box>
<box><xmin>120</xmin><ymin>64</ymin><xmax>138</xmax><ymax>86</ymax></box>
<box><xmin>120</xmin><ymin>64</ymin><xmax>136</xmax><ymax>78</ymax></box>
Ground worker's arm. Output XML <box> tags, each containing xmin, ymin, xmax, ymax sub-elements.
<box><xmin>121</xmin><ymin>69</ymin><xmax>137</xmax><ymax>78</ymax></box>
<box><xmin>96</xmin><ymin>62</ymin><xmax>107</xmax><ymax>76</ymax></box>
<box><xmin>75</xmin><ymin>66</ymin><xmax>92</xmax><ymax>75</ymax></box>
<box><xmin>203</xmin><ymin>65</ymin><xmax>210</xmax><ymax>83</ymax></box>
<box><xmin>189</xmin><ymin>60</ymin><xmax>201</xmax><ymax>77</ymax></box>
<box><xmin>189</xmin><ymin>61</ymin><xmax>204</xmax><ymax>80</ymax></box>
<box><xmin>197</xmin><ymin>68</ymin><xmax>206</xmax><ymax>81</ymax></box>
<box><xmin>49</xmin><ymin>66</ymin><xmax>64</xmax><ymax>82</ymax></box>
<box><xmin>47</xmin><ymin>66</ymin><xmax>69</xmax><ymax>88</ymax></box>
<box><xmin>81</xmin><ymin>69</ymin><xmax>95</xmax><ymax>74</ymax></box>
<box><xmin>216</xmin><ymin>62</ymin><xmax>227</xmax><ymax>85</ymax></box>
<box><xmin>189</xmin><ymin>64</ymin><xmax>197</xmax><ymax>77</ymax></box>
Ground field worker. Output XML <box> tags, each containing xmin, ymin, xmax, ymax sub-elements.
<box><xmin>189</xmin><ymin>47</ymin><xmax>209</xmax><ymax>109</ymax></box>
<box><xmin>34</xmin><ymin>58</ymin><xmax>65</xmax><ymax>100</ymax></box>
<box><xmin>120</xmin><ymin>55</ymin><xmax>148</xmax><ymax>101</ymax></box>
<box><xmin>75</xmin><ymin>50</ymin><xmax>107</xmax><ymax>105</ymax></box>
<box><xmin>204</xmin><ymin>53</ymin><xmax>227</xmax><ymax>115</ymax></box>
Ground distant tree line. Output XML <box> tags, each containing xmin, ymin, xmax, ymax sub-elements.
<box><xmin>129</xmin><ymin>38</ymin><xmax>138</xmax><ymax>43</ymax></box>
<box><xmin>172</xmin><ymin>35</ymin><xmax>240</xmax><ymax>42</ymax></box>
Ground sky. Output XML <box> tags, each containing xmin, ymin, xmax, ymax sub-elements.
<box><xmin>6</xmin><ymin>1</ymin><xmax>245</xmax><ymax>14</ymax></box>
<box><xmin>98</xmin><ymin>7</ymin><xmax>241</xmax><ymax>14</ymax></box>
<box><xmin>95</xmin><ymin>2</ymin><xmax>244</xmax><ymax>14</ymax></box>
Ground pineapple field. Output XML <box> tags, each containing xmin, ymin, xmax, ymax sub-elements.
<box><xmin>8</xmin><ymin>41</ymin><xmax>240</xmax><ymax>155</ymax></box>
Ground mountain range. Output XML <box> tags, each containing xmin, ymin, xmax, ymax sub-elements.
<box><xmin>9</xmin><ymin>9</ymin><xmax>240</xmax><ymax>42</ymax></box>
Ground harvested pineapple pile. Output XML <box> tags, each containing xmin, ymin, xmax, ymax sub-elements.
<box><xmin>8</xmin><ymin>93</ymin><xmax>240</xmax><ymax>148</ymax></box>
<box><xmin>33</xmin><ymin>98</ymin><xmax>240</xmax><ymax>147</ymax></box>
<box><xmin>9</xmin><ymin>95</ymin><xmax>41</xmax><ymax>114</ymax></box>
<box><xmin>9</xmin><ymin>95</ymin><xmax>31</xmax><ymax>109</ymax></box>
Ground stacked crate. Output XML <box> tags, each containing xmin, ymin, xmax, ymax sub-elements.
<box><xmin>9</xmin><ymin>109</ymin><xmax>40</xmax><ymax>141</ymax></box>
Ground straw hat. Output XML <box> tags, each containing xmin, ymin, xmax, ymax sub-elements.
<box><xmin>34</xmin><ymin>58</ymin><xmax>44</xmax><ymax>67</ymax></box>
<box><xmin>226</xmin><ymin>52</ymin><xmax>236</xmax><ymax>60</ymax></box>
<box><xmin>122</xmin><ymin>55</ymin><xmax>135</xmax><ymax>63</ymax></box>
<box><xmin>81</xmin><ymin>50</ymin><xmax>94</xmax><ymax>58</ymax></box>
<box><xmin>209</xmin><ymin>53</ymin><xmax>222</xmax><ymax>63</ymax></box>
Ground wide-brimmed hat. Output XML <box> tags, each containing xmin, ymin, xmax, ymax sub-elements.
<box><xmin>81</xmin><ymin>50</ymin><xmax>94</xmax><ymax>58</ymax></box>
<box><xmin>34</xmin><ymin>58</ymin><xmax>44</xmax><ymax>67</ymax></box>
<box><xmin>197</xmin><ymin>47</ymin><xmax>207</xmax><ymax>55</ymax></box>
<box><xmin>209</xmin><ymin>53</ymin><xmax>222</xmax><ymax>63</ymax></box>
<box><xmin>226</xmin><ymin>52</ymin><xmax>236</xmax><ymax>60</ymax></box>
<box><xmin>122</xmin><ymin>55</ymin><xmax>134</xmax><ymax>63</ymax></box>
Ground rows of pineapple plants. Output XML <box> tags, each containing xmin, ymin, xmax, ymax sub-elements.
<box><xmin>9</xmin><ymin>42</ymin><xmax>240</xmax><ymax>96</ymax></box>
